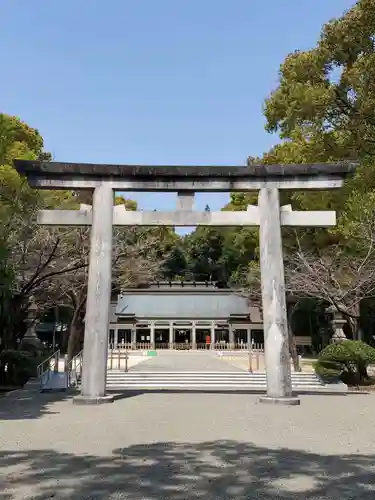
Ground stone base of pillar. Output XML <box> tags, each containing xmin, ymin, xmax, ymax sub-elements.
<box><xmin>258</xmin><ymin>395</ymin><xmax>300</xmax><ymax>406</ymax></box>
<box><xmin>73</xmin><ymin>395</ymin><xmax>114</xmax><ymax>405</ymax></box>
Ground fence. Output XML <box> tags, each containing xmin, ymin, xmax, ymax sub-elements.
<box><xmin>67</xmin><ymin>350</ymin><xmax>83</xmax><ymax>387</ymax></box>
<box><xmin>108</xmin><ymin>342</ymin><xmax>265</xmax><ymax>351</ymax></box>
<box><xmin>36</xmin><ymin>349</ymin><xmax>61</xmax><ymax>390</ymax></box>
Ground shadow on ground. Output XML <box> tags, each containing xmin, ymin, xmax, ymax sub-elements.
<box><xmin>110</xmin><ymin>390</ymin><xmax>347</xmax><ymax>401</ymax></box>
<box><xmin>1</xmin><ymin>441</ymin><xmax>374</xmax><ymax>499</ymax></box>
<box><xmin>0</xmin><ymin>387</ymin><xmax>358</xmax><ymax>420</ymax></box>
<box><xmin>0</xmin><ymin>387</ymin><xmax>74</xmax><ymax>421</ymax></box>
<box><xmin>110</xmin><ymin>389</ymin><xmax>269</xmax><ymax>401</ymax></box>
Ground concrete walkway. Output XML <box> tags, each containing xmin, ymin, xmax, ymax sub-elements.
<box><xmin>0</xmin><ymin>380</ymin><xmax>374</xmax><ymax>499</ymax></box>
<box><xmin>130</xmin><ymin>350</ymin><xmax>246</xmax><ymax>372</ymax></box>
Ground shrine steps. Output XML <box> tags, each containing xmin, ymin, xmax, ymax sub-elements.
<box><xmin>105</xmin><ymin>371</ymin><xmax>347</xmax><ymax>394</ymax></box>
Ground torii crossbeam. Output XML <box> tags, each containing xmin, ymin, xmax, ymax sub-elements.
<box><xmin>14</xmin><ymin>160</ymin><xmax>356</xmax><ymax>406</ymax></box>
<box><xmin>39</xmin><ymin>202</ymin><xmax>336</xmax><ymax>227</ymax></box>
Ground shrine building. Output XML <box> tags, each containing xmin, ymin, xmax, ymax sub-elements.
<box><xmin>108</xmin><ymin>281</ymin><xmax>263</xmax><ymax>349</ymax></box>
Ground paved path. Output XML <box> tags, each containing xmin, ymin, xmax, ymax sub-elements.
<box><xmin>0</xmin><ymin>379</ymin><xmax>374</xmax><ymax>500</ymax></box>
<box><xmin>130</xmin><ymin>350</ymin><xmax>246</xmax><ymax>372</ymax></box>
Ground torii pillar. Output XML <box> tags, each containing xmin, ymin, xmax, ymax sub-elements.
<box><xmin>80</xmin><ymin>184</ymin><xmax>114</xmax><ymax>404</ymax></box>
<box><xmin>13</xmin><ymin>160</ymin><xmax>356</xmax><ymax>405</ymax></box>
<box><xmin>257</xmin><ymin>189</ymin><xmax>298</xmax><ymax>404</ymax></box>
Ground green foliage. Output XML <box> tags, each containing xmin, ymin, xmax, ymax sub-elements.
<box><xmin>313</xmin><ymin>359</ymin><xmax>342</xmax><ymax>382</ymax></box>
<box><xmin>314</xmin><ymin>340</ymin><xmax>375</xmax><ymax>385</ymax></box>
<box><xmin>319</xmin><ymin>340</ymin><xmax>375</xmax><ymax>364</ymax></box>
<box><xmin>0</xmin><ymin>112</ymin><xmax>178</xmax><ymax>356</ymax></box>
<box><xmin>264</xmin><ymin>0</ymin><xmax>375</xmax><ymax>160</ymax></box>
<box><xmin>0</xmin><ymin>113</ymin><xmax>51</xmax><ymax>230</ymax></box>
<box><xmin>183</xmin><ymin>227</ymin><xmax>225</xmax><ymax>282</ymax></box>
<box><xmin>217</xmin><ymin>2</ymin><xmax>375</xmax><ymax>331</ymax></box>
<box><xmin>0</xmin><ymin>349</ymin><xmax>36</xmax><ymax>386</ymax></box>
<box><xmin>0</xmin><ymin>114</ymin><xmax>79</xmax><ymax>349</ymax></box>
<box><xmin>114</xmin><ymin>195</ymin><xmax>137</xmax><ymax>211</ymax></box>
<box><xmin>0</xmin><ymin>113</ymin><xmax>46</xmax><ymax>165</ymax></box>
<box><xmin>260</xmin><ymin>0</ymin><xmax>375</xmax><ymax>249</ymax></box>
<box><xmin>181</xmin><ymin>224</ymin><xmax>258</xmax><ymax>286</ymax></box>
<box><xmin>0</xmin><ymin>115</ymin><xmax>50</xmax><ymax>348</ymax></box>
<box><xmin>162</xmin><ymin>244</ymin><xmax>188</xmax><ymax>279</ymax></box>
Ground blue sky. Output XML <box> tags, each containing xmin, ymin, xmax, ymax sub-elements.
<box><xmin>1</xmin><ymin>0</ymin><xmax>356</xmax><ymax>223</ymax></box>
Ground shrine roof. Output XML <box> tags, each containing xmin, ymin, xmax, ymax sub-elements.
<box><xmin>116</xmin><ymin>288</ymin><xmax>252</xmax><ymax>320</ymax></box>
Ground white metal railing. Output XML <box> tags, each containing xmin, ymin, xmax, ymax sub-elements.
<box><xmin>107</xmin><ymin>342</ymin><xmax>265</xmax><ymax>351</ymax></box>
<box><xmin>108</xmin><ymin>348</ymin><xmax>132</xmax><ymax>371</ymax></box>
<box><xmin>155</xmin><ymin>342</ymin><xmax>170</xmax><ymax>349</ymax></box>
<box><xmin>196</xmin><ymin>343</ymin><xmax>210</xmax><ymax>350</ymax></box>
<box><xmin>67</xmin><ymin>350</ymin><xmax>83</xmax><ymax>387</ymax></box>
<box><xmin>36</xmin><ymin>349</ymin><xmax>61</xmax><ymax>390</ymax></box>
<box><xmin>173</xmin><ymin>342</ymin><xmax>192</xmax><ymax>350</ymax></box>
<box><xmin>37</xmin><ymin>349</ymin><xmax>85</xmax><ymax>391</ymax></box>
<box><xmin>109</xmin><ymin>342</ymin><xmax>154</xmax><ymax>350</ymax></box>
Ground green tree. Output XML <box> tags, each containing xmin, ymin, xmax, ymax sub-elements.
<box><xmin>0</xmin><ymin>114</ymin><xmax>63</xmax><ymax>348</ymax></box>
<box><xmin>262</xmin><ymin>0</ymin><xmax>375</xmax><ymax>241</ymax></box>
<box><xmin>184</xmin><ymin>227</ymin><xmax>225</xmax><ymax>282</ymax></box>
<box><xmin>253</xmin><ymin>1</ymin><xmax>375</xmax><ymax>340</ymax></box>
<box><xmin>221</xmin><ymin>1</ymin><xmax>375</xmax><ymax>347</ymax></box>
<box><xmin>161</xmin><ymin>244</ymin><xmax>188</xmax><ymax>279</ymax></box>
<box><xmin>0</xmin><ymin>114</ymin><xmax>167</xmax><ymax>356</ymax></box>
<box><xmin>182</xmin><ymin>224</ymin><xmax>258</xmax><ymax>287</ymax></box>
<box><xmin>264</xmin><ymin>0</ymin><xmax>375</xmax><ymax>161</ymax></box>
<box><xmin>114</xmin><ymin>195</ymin><xmax>137</xmax><ymax>211</ymax></box>
<box><xmin>314</xmin><ymin>340</ymin><xmax>375</xmax><ymax>385</ymax></box>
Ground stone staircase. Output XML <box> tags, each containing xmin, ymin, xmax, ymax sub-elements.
<box><xmin>106</xmin><ymin>371</ymin><xmax>347</xmax><ymax>394</ymax></box>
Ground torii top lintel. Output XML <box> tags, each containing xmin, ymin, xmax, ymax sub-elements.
<box><xmin>13</xmin><ymin>160</ymin><xmax>357</xmax><ymax>191</ymax></box>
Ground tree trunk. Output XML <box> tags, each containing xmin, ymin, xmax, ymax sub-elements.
<box><xmin>346</xmin><ymin>297</ymin><xmax>361</xmax><ymax>340</ymax></box>
<box><xmin>343</xmin><ymin>311</ymin><xmax>358</xmax><ymax>340</ymax></box>
<box><xmin>287</xmin><ymin>302</ymin><xmax>301</xmax><ymax>372</ymax></box>
<box><xmin>66</xmin><ymin>297</ymin><xmax>86</xmax><ymax>362</ymax></box>
<box><xmin>67</xmin><ymin>317</ymin><xmax>84</xmax><ymax>362</ymax></box>
<box><xmin>358</xmin><ymin>361</ymin><xmax>368</xmax><ymax>382</ymax></box>
<box><xmin>62</xmin><ymin>291</ymin><xmax>86</xmax><ymax>361</ymax></box>
<box><xmin>67</xmin><ymin>322</ymin><xmax>77</xmax><ymax>363</ymax></box>
<box><xmin>288</xmin><ymin>321</ymin><xmax>301</xmax><ymax>372</ymax></box>
<box><xmin>60</xmin><ymin>323</ymin><xmax>70</xmax><ymax>354</ymax></box>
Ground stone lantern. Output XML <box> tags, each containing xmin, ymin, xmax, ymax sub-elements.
<box><xmin>22</xmin><ymin>300</ymin><xmax>43</xmax><ymax>350</ymax></box>
<box><xmin>325</xmin><ymin>304</ymin><xmax>347</xmax><ymax>343</ymax></box>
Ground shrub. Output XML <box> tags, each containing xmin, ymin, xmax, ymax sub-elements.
<box><xmin>0</xmin><ymin>349</ymin><xmax>36</xmax><ymax>386</ymax></box>
<box><xmin>314</xmin><ymin>340</ymin><xmax>375</xmax><ymax>386</ymax></box>
<box><xmin>313</xmin><ymin>359</ymin><xmax>342</xmax><ymax>382</ymax></box>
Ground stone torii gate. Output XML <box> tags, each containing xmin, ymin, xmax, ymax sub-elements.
<box><xmin>13</xmin><ymin>160</ymin><xmax>355</xmax><ymax>405</ymax></box>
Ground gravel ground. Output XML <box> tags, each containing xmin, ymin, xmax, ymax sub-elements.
<box><xmin>0</xmin><ymin>357</ymin><xmax>374</xmax><ymax>499</ymax></box>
